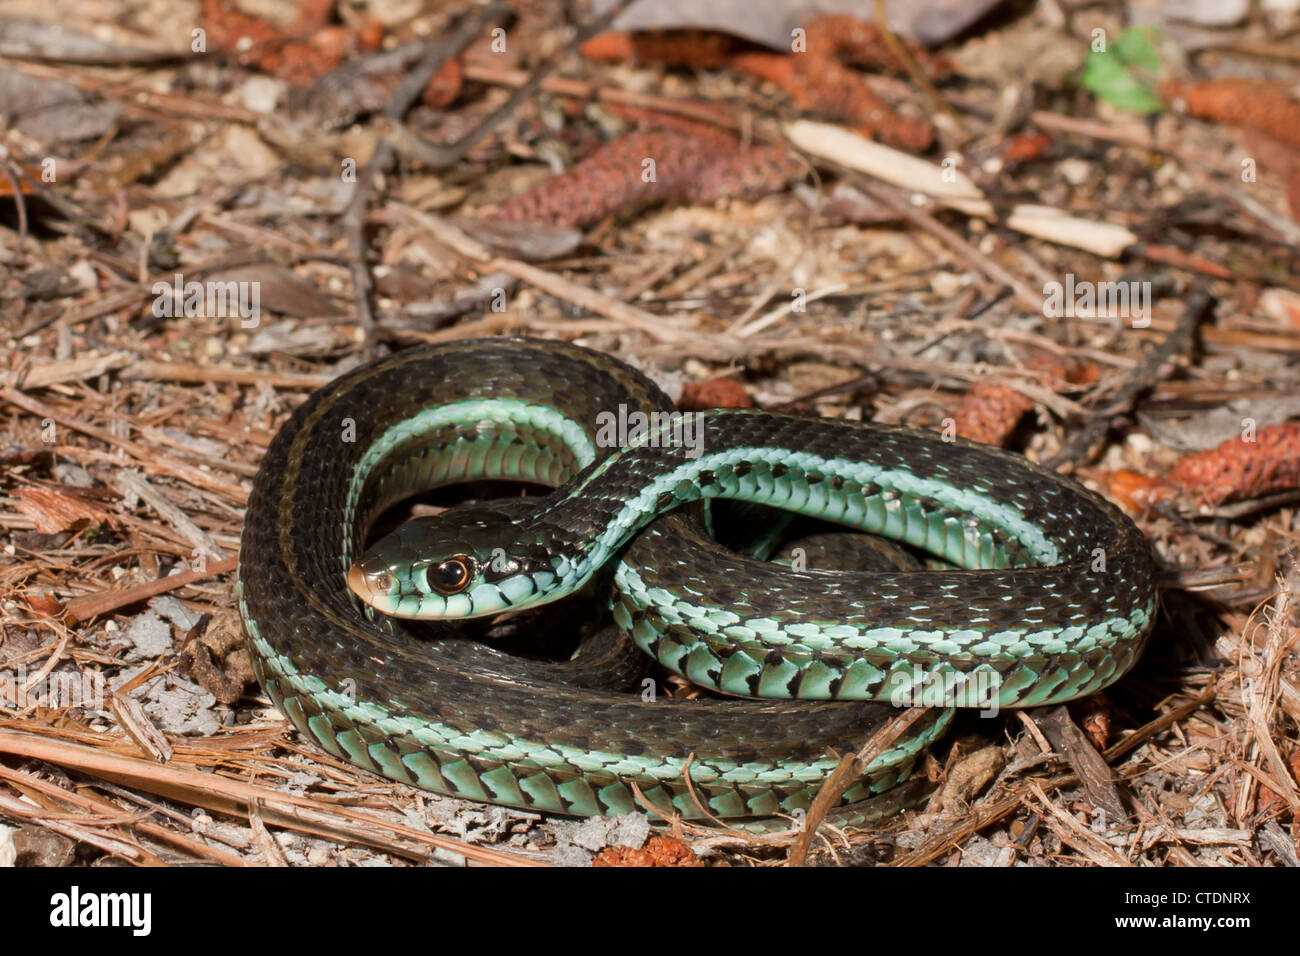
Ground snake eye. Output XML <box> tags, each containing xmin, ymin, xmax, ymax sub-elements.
<box><xmin>427</xmin><ymin>555</ymin><xmax>474</xmax><ymax>595</ymax></box>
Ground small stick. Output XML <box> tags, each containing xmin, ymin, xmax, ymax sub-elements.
<box><xmin>0</xmin><ymin>386</ymin><xmax>248</xmax><ymax>502</ymax></box>
<box><xmin>396</xmin><ymin>207</ymin><xmax>687</xmax><ymax>343</ymax></box>
<box><xmin>1043</xmin><ymin>289</ymin><xmax>1212</xmax><ymax>470</ymax></box>
<box><xmin>342</xmin><ymin>4</ymin><xmax>513</xmax><ymax>342</ymax></box>
<box><xmin>117</xmin><ymin>360</ymin><xmax>331</xmax><ymax>390</ymax></box>
<box><xmin>849</xmin><ymin>174</ymin><xmax>1043</xmax><ymax>311</ymax></box>
<box><xmin>408</xmin><ymin>0</ymin><xmax>636</xmax><ymax>171</ymax></box>
<box><xmin>1102</xmin><ymin>684</ymin><xmax>1218</xmax><ymax>764</ymax></box>
<box><xmin>871</xmin><ymin>0</ymin><xmax>961</xmax><ymax>129</ymax></box>
<box><xmin>114</xmin><ymin>470</ymin><xmax>227</xmax><ymax>562</ymax></box>
<box><xmin>0</xmin><ymin>154</ymin><xmax>29</xmax><ymax>250</ymax></box>
<box><xmin>787</xmin><ymin>706</ymin><xmax>930</xmax><ymax>866</ymax></box>
<box><xmin>63</xmin><ymin>556</ymin><xmax>238</xmax><ymax>624</ymax></box>
<box><xmin>345</xmin><ymin>1</ymin><xmax>632</xmax><ymax>346</ymax></box>
<box><xmin>459</xmin><ymin>62</ymin><xmax>748</xmax><ymax>134</ymax></box>
<box><xmin>0</xmin><ymin>730</ymin><xmax>540</xmax><ymax>866</ymax></box>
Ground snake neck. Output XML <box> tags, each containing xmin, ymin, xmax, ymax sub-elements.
<box><xmin>532</xmin><ymin>408</ymin><xmax>1119</xmax><ymax>597</ymax></box>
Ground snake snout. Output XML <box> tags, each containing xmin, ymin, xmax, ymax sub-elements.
<box><xmin>348</xmin><ymin>562</ymin><xmax>393</xmax><ymax>607</ymax></box>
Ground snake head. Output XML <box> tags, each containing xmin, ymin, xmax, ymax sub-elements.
<box><xmin>347</xmin><ymin>506</ymin><xmax>561</xmax><ymax>619</ymax></box>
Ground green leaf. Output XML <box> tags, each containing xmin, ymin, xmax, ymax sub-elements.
<box><xmin>1080</xmin><ymin>26</ymin><xmax>1164</xmax><ymax>115</ymax></box>
<box><xmin>1113</xmin><ymin>26</ymin><xmax>1161</xmax><ymax>73</ymax></box>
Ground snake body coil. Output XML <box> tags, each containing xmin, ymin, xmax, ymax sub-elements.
<box><xmin>238</xmin><ymin>338</ymin><xmax>1156</xmax><ymax>822</ymax></box>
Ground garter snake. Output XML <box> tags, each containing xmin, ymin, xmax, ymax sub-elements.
<box><xmin>238</xmin><ymin>337</ymin><xmax>1157</xmax><ymax>824</ymax></box>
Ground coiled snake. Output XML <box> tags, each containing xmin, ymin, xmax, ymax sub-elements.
<box><xmin>238</xmin><ymin>338</ymin><xmax>1156</xmax><ymax>824</ymax></box>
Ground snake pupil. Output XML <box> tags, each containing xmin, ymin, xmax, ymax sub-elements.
<box><xmin>429</xmin><ymin>556</ymin><xmax>472</xmax><ymax>594</ymax></box>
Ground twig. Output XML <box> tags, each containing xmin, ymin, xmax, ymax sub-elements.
<box><xmin>0</xmin><ymin>386</ymin><xmax>248</xmax><ymax>502</ymax></box>
<box><xmin>0</xmin><ymin>153</ymin><xmax>30</xmax><ymax>251</ymax></box>
<box><xmin>342</xmin><ymin>4</ymin><xmax>513</xmax><ymax>343</ymax></box>
<box><xmin>848</xmin><ymin>174</ymin><xmax>1042</xmax><ymax>311</ymax></box>
<box><xmin>63</xmin><ymin>556</ymin><xmax>237</xmax><ymax>624</ymax></box>
<box><xmin>1210</xmin><ymin>489</ymin><xmax>1300</xmax><ymax>520</ymax></box>
<box><xmin>1043</xmin><ymin>289</ymin><xmax>1212</xmax><ymax>470</ymax></box>
<box><xmin>1027</xmin><ymin>781</ymin><xmax>1132</xmax><ymax>866</ymax></box>
<box><xmin>117</xmin><ymin>361</ymin><xmax>331</xmax><ymax>390</ymax></box>
<box><xmin>0</xmin><ymin>351</ymin><xmax>133</xmax><ymax>390</ymax></box>
<box><xmin>786</xmin><ymin>706</ymin><xmax>930</xmax><ymax>866</ymax></box>
<box><xmin>408</xmin><ymin>0</ymin><xmax>637</xmax><ymax>170</ymax></box>
<box><xmin>871</xmin><ymin>0</ymin><xmax>960</xmax><ymax>130</ymax></box>
<box><xmin>1102</xmin><ymin>684</ymin><xmax>1218</xmax><ymax>764</ymax></box>
<box><xmin>394</xmin><ymin>207</ymin><xmax>687</xmax><ymax>342</ymax></box>
<box><xmin>113</xmin><ymin>470</ymin><xmax>226</xmax><ymax>561</ymax></box>
<box><xmin>0</xmin><ymin>730</ymin><xmax>541</xmax><ymax>866</ymax></box>
<box><xmin>458</xmin><ymin>61</ymin><xmax>749</xmax><ymax>133</ymax></box>
<box><xmin>728</xmin><ymin>282</ymin><xmax>849</xmax><ymax>337</ymax></box>
<box><xmin>1034</xmin><ymin>706</ymin><xmax>1126</xmax><ymax>822</ymax></box>
<box><xmin>0</xmin><ymin>765</ymin><xmax>248</xmax><ymax>866</ymax></box>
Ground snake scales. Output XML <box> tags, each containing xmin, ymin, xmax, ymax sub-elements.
<box><xmin>238</xmin><ymin>337</ymin><xmax>1157</xmax><ymax>824</ymax></box>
